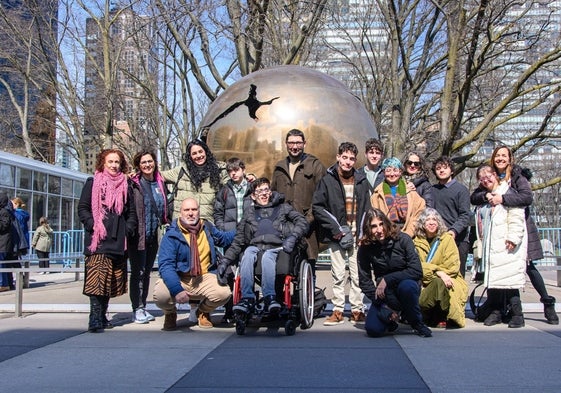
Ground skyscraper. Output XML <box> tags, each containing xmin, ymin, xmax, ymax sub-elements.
<box><xmin>83</xmin><ymin>6</ymin><xmax>158</xmax><ymax>172</ymax></box>
<box><xmin>0</xmin><ymin>0</ymin><xmax>58</xmax><ymax>163</ymax></box>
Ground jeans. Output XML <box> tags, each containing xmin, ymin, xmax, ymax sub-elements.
<box><xmin>239</xmin><ymin>246</ymin><xmax>280</xmax><ymax>299</ymax></box>
<box><xmin>129</xmin><ymin>237</ymin><xmax>158</xmax><ymax>311</ymax></box>
<box><xmin>0</xmin><ymin>252</ymin><xmax>9</xmax><ymax>287</ymax></box>
<box><xmin>365</xmin><ymin>279</ymin><xmax>422</xmax><ymax>337</ymax></box>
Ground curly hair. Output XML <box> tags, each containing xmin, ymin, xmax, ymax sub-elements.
<box><xmin>95</xmin><ymin>149</ymin><xmax>129</xmax><ymax>174</ymax></box>
<box><xmin>414</xmin><ymin>208</ymin><xmax>448</xmax><ymax>239</ymax></box>
<box><xmin>184</xmin><ymin>139</ymin><xmax>222</xmax><ymax>191</ymax></box>
<box><xmin>360</xmin><ymin>208</ymin><xmax>400</xmax><ymax>245</ymax></box>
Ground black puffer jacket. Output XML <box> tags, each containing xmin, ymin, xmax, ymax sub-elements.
<box><xmin>406</xmin><ymin>175</ymin><xmax>434</xmax><ymax>208</ymax></box>
<box><xmin>0</xmin><ymin>194</ymin><xmax>13</xmax><ymax>253</ymax></box>
<box><xmin>213</xmin><ymin>180</ymin><xmax>253</xmax><ymax>232</ymax></box>
<box><xmin>223</xmin><ymin>191</ymin><xmax>309</xmax><ymax>261</ymax></box>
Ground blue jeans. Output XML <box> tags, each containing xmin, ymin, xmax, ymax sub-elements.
<box><xmin>365</xmin><ymin>279</ymin><xmax>423</xmax><ymax>337</ymax></box>
<box><xmin>0</xmin><ymin>252</ymin><xmax>9</xmax><ymax>287</ymax></box>
<box><xmin>239</xmin><ymin>246</ymin><xmax>280</xmax><ymax>299</ymax></box>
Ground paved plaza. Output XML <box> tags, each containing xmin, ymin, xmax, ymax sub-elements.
<box><xmin>1</xmin><ymin>266</ymin><xmax>560</xmax><ymax>392</ymax></box>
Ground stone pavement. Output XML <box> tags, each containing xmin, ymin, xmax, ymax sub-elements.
<box><xmin>1</xmin><ymin>266</ymin><xmax>560</xmax><ymax>392</ymax></box>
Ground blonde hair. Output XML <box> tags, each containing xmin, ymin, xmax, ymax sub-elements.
<box><xmin>12</xmin><ymin>197</ymin><xmax>26</xmax><ymax>208</ymax></box>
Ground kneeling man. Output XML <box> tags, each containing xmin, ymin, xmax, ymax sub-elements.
<box><xmin>154</xmin><ymin>198</ymin><xmax>234</xmax><ymax>330</ymax></box>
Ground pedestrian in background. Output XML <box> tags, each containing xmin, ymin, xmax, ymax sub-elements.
<box><xmin>32</xmin><ymin>216</ymin><xmax>53</xmax><ymax>273</ymax></box>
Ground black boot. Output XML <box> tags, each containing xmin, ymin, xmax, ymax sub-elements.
<box><xmin>541</xmin><ymin>296</ymin><xmax>559</xmax><ymax>325</ymax></box>
<box><xmin>88</xmin><ymin>296</ymin><xmax>104</xmax><ymax>333</ymax></box>
<box><xmin>507</xmin><ymin>296</ymin><xmax>525</xmax><ymax>328</ymax></box>
<box><xmin>99</xmin><ymin>296</ymin><xmax>113</xmax><ymax>329</ymax></box>
<box><xmin>483</xmin><ymin>310</ymin><xmax>502</xmax><ymax>326</ymax></box>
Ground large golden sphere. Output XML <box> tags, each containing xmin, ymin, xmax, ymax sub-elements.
<box><xmin>201</xmin><ymin>65</ymin><xmax>377</xmax><ymax>178</ymax></box>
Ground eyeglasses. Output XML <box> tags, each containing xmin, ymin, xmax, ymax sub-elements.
<box><xmin>254</xmin><ymin>188</ymin><xmax>271</xmax><ymax>195</ymax></box>
<box><xmin>478</xmin><ymin>174</ymin><xmax>496</xmax><ymax>182</ymax></box>
<box><xmin>384</xmin><ymin>168</ymin><xmax>401</xmax><ymax>174</ymax></box>
<box><xmin>286</xmin><ymin>141</ymin><xmax>304</xmax><ymax>146</ymax></box>
<box><xmin>405</xmin><ymin>160</ymin><xmax>421</xmax><ymax>168</ymax></box>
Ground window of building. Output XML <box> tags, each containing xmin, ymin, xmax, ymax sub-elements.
<box><xmin>48</xmin><ymin>175</ymin><xmax>61</xmax><ymax>194</ymax></box>
<box><xmin>33</xmin><ymin>171</ymin><xmax>47</xmax><ymax>192</ymax></box>
<box><xmin>0</xmin><ymin>163</ymin><xmax>15</xmax><ymax>187</ymax></box>
<box><xmin>16</xmin><ymin>167</ymin><xmax>31</xmax><ymax>189</ymax></box>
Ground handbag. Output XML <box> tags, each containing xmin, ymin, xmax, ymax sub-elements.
<box><xmin>472</xmin><ymin>239</ymin><xmax>483</xmax><ymax>260</ymax></box>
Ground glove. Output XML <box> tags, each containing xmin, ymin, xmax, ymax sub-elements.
<box><xmin>216</xmin><ymin>258</ymin><xmax>231</xmax><ymax>287</ymax></box>
<box><xmin>282</xmin><ymin>235</ymin><xmax>298</xmax><ymax>254</ymax></box>
<box><xmin>339</xmin><ymin>225</ymin><xmax>354</xmax><ymax>250</ymax></box>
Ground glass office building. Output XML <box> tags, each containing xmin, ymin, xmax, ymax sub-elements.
<box><xmin>0</xmin><ymin>150</ymin><xmax>89</xmax><ymax>232</ymax></box>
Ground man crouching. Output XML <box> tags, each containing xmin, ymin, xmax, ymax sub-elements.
<box><xmin>153</xmin><ymin>198</ymin><xmax>234</xmax><ymax>330</ymax></box>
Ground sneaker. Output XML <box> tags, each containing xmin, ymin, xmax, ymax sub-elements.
<box><xmin>132</xmin><ymin>309</ymin><xmax>149</xmax><ymax>324</ymax></box>
<box><xmin>163</xmin><ymin>312</ymin><xmax>177</xmax><ymax>331</ymax></box>
<box><xmin>264</xmin><ymin>295</ymin><xmax>281</xmax><ymax>314</ymax></box>
<box><xmin>483</xmin><ymin>310</ymin><xmax>502</xmax><ymax>326</ymax></box>
<box><xmin>350</xmin><ymin>310</ymin><xmax>366</xmax><ymax>324</ymax></box>
<box><xmin>324</xmin><ymin>310</ymin><xmax>345</xmax><ymax>326</ymax></box>
<box><xmin>233</xmin><ymin>298</ymin><xmax>255</xmax><ymax>314</ymax></box>
<box><xmin>412</xmin><ymin>322</ymin><xmax>432</xmax><ymax>337</ymax></box>
<box><xmin>143</xmin><ymin>309</ymin><xmax>156</xmax><ymax>322</ymax></box>
<box><xmin>435</xmin><ymin>321</ymin><xmax>447</xmax><ymax>329</ymax></box>
<box><xmin>196</xmin><ymin>309</ymin><xmax>213</xmax><ymax>329</ymax></box>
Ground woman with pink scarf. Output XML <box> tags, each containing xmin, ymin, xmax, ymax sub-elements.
<box><xmin>78</xmin><ymin>149</ymin><xmax>137</xmax><ymax>333</ymax></box>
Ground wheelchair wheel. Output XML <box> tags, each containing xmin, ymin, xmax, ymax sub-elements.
<box><xmin>285</xmin><ymin>320</ymin><xmax>296</xmax><ymax>336</ymax></box>
<box><xmin>298</xmin><ymin>260</ymin><xmax>314</xmax><ymax>330</ymax></box>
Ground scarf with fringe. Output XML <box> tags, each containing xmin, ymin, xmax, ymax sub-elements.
<box><xmin>89</xmin><ymin>169</ymin><xmax>128</xmax><ymax>253</ymax></box>
<box><xmin>383</xmin><ymin>178</ymin><xmax>408</xmax><ymax>224</ymax></box>
<box><xmin>178</xmin><ymin>218</ymin><xmax>203</xmax><ymax>276</ymax></box>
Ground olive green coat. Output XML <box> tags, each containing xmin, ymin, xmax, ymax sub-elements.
<box><xmin>414</xmin><ymin>232</ymin><xmax>468</xmax><ymax>327</ymax></box>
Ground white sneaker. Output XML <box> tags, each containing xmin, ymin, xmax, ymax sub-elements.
<box><xmin>132</xmin><ymin>309</ymin><xmax>149</xmax><ymax>324</ymax></box>
<box><xmin>143</xmin><ymin>309</ymin><xmax>155</xmax><ymax>321</ymax></box>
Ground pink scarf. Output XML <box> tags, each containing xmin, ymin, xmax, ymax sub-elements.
<box><xmin>88</xmin><ymin>169</ymin><xmax>128</xmax><ymax>253</ymax></box>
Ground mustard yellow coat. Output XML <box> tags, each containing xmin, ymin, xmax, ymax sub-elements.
<box><xmin>414</xmin><ymin>232</ymin><xmax>468</xmax><ymax>327</ymax></box>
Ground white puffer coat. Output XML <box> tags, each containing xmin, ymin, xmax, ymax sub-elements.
<box><xmin>476</xmin><ymin>182</ymin><xmax>527</xmax><ymax>289</ymax></box>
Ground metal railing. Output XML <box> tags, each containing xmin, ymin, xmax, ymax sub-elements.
<box><xmin>27</xmin><ymin>230</ymin><xmax>84</xmax><ymax>267</ymax></box>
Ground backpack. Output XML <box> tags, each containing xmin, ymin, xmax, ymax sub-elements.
<box><xmin>313</xmin><ymin>287</ymin><xmax>328</xmax><ymax>318</ymax></box>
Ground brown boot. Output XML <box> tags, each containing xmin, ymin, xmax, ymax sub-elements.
<box><xmin>163</xmin><ymin>312</ymin><xmax>177</xmax><ymax>331</ymax></box>
<box><xmin>323</xmin><ymin>309</ymin><xmax>344</xmax><ymax>326</ymax></box>
<box><xmin>196</xmin><ymin>309</ymin><xmax>213</xmax><ymax>329</ymax></box>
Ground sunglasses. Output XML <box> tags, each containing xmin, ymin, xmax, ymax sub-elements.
<box><xmin>405</xmin><ymin>160</ymin><xmax>421</xmax><ymax>168</ymax></box>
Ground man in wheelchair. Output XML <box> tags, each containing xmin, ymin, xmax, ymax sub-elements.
<box><xmin>219</xmin><ymin>177</ymin><xmax>309</xmax><ymax>315</ymax></box>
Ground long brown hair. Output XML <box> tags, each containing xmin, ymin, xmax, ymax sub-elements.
<box><xmin>360</xmin><ymin>208</ymin><xmax>400</xmax><ymax>245</ymax></box>
<box><xmin>490</xmin><ymin>145</ymin><xmax>514</xmax><ymax>182</ymax></box>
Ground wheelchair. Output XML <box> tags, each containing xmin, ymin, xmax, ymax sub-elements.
<box><xmin>232</xmin><ymin>245</ymin><xmax>314</xmax><ymax>336</ymax></box>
